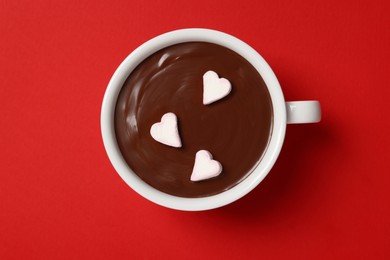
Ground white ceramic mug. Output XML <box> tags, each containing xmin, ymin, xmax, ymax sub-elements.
<box><xmin>101</xmin><ymin>28</ymin><xmax>321</xmax><ymax>211</ymax></box>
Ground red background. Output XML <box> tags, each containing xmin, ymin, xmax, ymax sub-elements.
<box><xmin>1</xmin><ymin>0</ymin><xmax>389</xmax><ymax>259</ymax></box>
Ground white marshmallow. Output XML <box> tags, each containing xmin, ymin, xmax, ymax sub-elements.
<box><xmin>191</xmin><ymin>150</ymin><xmax>222</xmax><ymax>182</ymax></box>
<box><xmin>150</xmin><ymin>112</ymin><xmax>182</xmax><ymax>148</ymax></box>
<box><xmin>203</xmin><ymin>70</ymin><xmax>232</xmax><ymax>105</ymax></box>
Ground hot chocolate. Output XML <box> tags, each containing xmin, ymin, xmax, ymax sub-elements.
<box><xmin>114</xmin><ymin>42</ymin><xmax>273</xmax><ymax>198</ymax></box>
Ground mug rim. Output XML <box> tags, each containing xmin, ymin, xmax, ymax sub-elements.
<box><xmin>101</xmin><ymin>28</ymin><xmax>286</xmax><ymax>211</ymax></box>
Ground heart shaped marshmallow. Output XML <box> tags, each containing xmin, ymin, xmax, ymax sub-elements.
<box><xmin>150</xmin><ymin>112</ymin><xmax>182</xmax><ymax>148</ymax></box>
<box><xmin>190</xmin><ymin>150</ymin><xmax>222</xmax><ymax>182</ymax></box>
<box><xmin>203</xmin><ymin>70</ymin><xmax>232</xmax><ymax>105</ymax></box>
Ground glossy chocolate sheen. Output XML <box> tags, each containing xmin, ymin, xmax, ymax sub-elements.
<box><xmin>114</xmin><ymin>42</ymin><xmax>273</xmax><ymax>198</ymax></box>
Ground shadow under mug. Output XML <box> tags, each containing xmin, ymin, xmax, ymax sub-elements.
<box><xmin>101</xmin><ymin>28</ymin><xmax>321</xmax><ymax>211</ymax></box>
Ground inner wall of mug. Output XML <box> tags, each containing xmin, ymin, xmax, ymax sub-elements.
<box><xmin>101</xmin><ymin>28</ymin><xmax>286</xmax><ymax>211</ymax></box>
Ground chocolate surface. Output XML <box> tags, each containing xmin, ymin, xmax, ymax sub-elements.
<box><xmin>114</xmin><ymin>42</ymin><xmax>273</xmax><ymax>198</ymax></box>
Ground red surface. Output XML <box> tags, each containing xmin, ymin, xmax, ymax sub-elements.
<box><xmin>1</xmin><ymin>0</ymin><xmax>389</xmax><ymax>259</ymax></box>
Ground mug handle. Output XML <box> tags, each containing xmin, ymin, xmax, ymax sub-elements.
<box><xmin>286</xmin><ymin>101</ymin><xmax>321</xmax><ymax>124</ymax></box>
